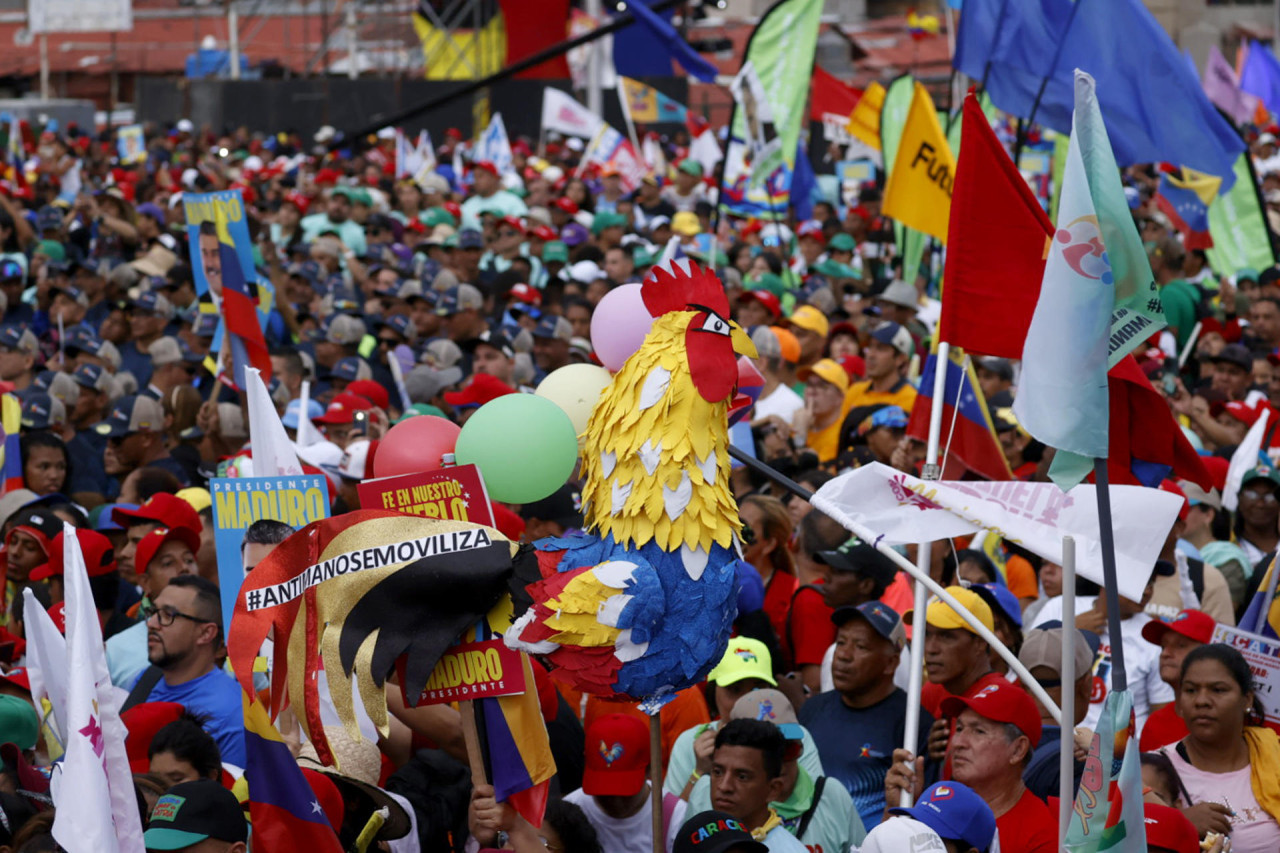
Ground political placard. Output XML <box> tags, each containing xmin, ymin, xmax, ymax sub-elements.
<box><xmin>117</xmin><ymin>125</ymin><xmax>145</xmax><ymax>165</ymax></box>
<box><xmin>1211</xmin><ymin>622</ymin><xmax>1280</xmax><ymax>726</ymax></box>
<box><xmin>412</xmin><ymin>638</ymin><xmax>528</xmax><ymax>705</ymax></box>
<box><xmin>211</xmin><ymin>474</ymin><xmax>329</xmax><ymax>631</ymax></box>
<box><xmin>357</xmin><ymin>464</ymin><xmax>495</xmax><ymax>526</ymax></box>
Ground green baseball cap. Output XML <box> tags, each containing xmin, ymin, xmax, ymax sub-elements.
<box><xmin>591</xmin><ymin>211</ymin><xmax>628</xmax><ymax>236</ymax></box>
<box><xmin>677</xmin><ymin>159</ymin><xmax>704</xmax><ymax>178</ymax></box>
<box><xmin>543</xmin><ymin>240</ymin><xmax>569</xmax><ymax>263</ymax></box>
<box><xmin>144</xmin><ymin>780</ymin><xmax>248</xmax><ymax>850</ymax></box>
<box><xmin>422</xmin><ymin>206</ymin><xmax>457</xmax><ymax>228</ymax></box>
<box><xmin>811</xmin><ymin>258</ymin><xmax>862</xmax><ymax>279</ymax></box>
<box><xmin>36</xmin><ymin>240</ymin><xmax>66</xmax><ymax>263</ymax></box>
<box><xmin>748</xmin><ymin>271</ymin><xmax>786</xmax><ymax>298</ymax></box>
<box><xmin>0</xmin><ymin>695</ymin><xmax>37</xmax><ymax>750</ymax></box>
<box><xmin>395</xmin><ymin>402</ymin><xmax>447</xmax><ymax>424</ymax></box>
<box><xmin>827</xmin><ymin>233</ymin><xmax>857</xmax><ymax>252</ymax></box>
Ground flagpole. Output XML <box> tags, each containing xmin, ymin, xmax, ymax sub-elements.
<box><xmin>1092</xmin><ymin>457</ymin><xmax>1127</xmax><ymax>691</ymax></box>
<box><xmin>615</xmin><ymin>77</ymin><xmax>643</xmax><ymax>160</ymax></box>
<box><xmin>898</xmin><ymin>341</ymin><xmax>950</xmax><ymax>808</ymax></box>
<box><xmin>726</xmin><ymin>446</ymin><xmax>1063</xmax><ymax>722</ymax></box>
<box><xmin>1015</xmin><ymin>0</ymin><xmax>1087</xmax><ymax>161</ymax></box>
<box><xmin>1059</xmin><ymin>534</ymin><xmax>1076</xmax><ymax>846</ymax></box>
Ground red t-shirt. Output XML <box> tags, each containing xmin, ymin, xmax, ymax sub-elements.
<box><xmin>996</xmin><ymin>788</ymin><xmax>1057</xmax><ymax>853</ymax></box>
<box><xmin>1138</xmin><ymin>702</ymin><xmax>1188</xmax><ymax>753</ymax></box>
<box><xmin>786</xmin><ymin>584</ymin><xmax>834</xmax><ymax>667</ymax></box>
<box><xmin>761</xmin><ymin>570</ymin><xmax>798</xmax><ymax>661</ymax></box>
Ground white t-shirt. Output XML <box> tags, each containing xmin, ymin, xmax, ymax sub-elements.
<box><xmin>1031</xmin><ymin>596</ymin><xmax>1173</xmax><ymax>735</ymax></box>
<box><xmin>564</xmin><ymin>787</ymin><xmax>680</xmax><ymax>853</ymax></box>
<box><xmin>753</xmin><ymin>384</ymin><xmax>805</xmax><ymax>424</ymax></box>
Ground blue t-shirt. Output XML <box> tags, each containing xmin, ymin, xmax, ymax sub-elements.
<box><xmin>798</xmin><ymin>687</ymin><xmax>933</xmax><ymax>830</ymax></box>
<box><xmin>117</xmin><ymin>340</ymin><xmax>152</xmax><ymax>387</ymax></box>
<box><xmin>133</xmin><ymin>667</ymin><xmax>246</xmax><ymax>767</ymax></box>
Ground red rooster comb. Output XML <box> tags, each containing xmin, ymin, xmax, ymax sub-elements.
<box><xmin>641</xmin><ymin>260</ymin><xmax>731</xmax><ymax>320</ymax></box>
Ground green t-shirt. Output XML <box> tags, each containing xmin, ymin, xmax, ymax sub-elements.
<box><xmin>1159</xmin><ymin>278</ymin><xmax>1199</xmax><ymax>351</ymax></box>
<box><xmin>299</xmin><ymin>213</ymin><xmax>367</xmax><ymax>256</ymax></box>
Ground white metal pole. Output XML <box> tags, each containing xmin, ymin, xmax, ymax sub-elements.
<box><xmin>39</xmin><ymin>34</ymin><xmax>50</xmax><ymax>99</ymax></box>
<box><xmin>346</xmin><ymin>2</ymin><xmax>358</xmax><ymax>80</ymax></box>
<box><xmin>586</xmin><ymin>0</ymin><xmax>604</xmax><ymax>117</ymax></box>
<box><xmin>898</xmin><ymin>342</ymin><xmax>951</xmax><ymax>808</ymax></box>
<box><xmin>229</xmin><ymin>3</ymin><xmax>241</xmax><ymax>80</ymax></box>
<box><xmin>1059</xmin><ymin>536</ymin><xmax>1077</xmax><ymax>846</ymax></box>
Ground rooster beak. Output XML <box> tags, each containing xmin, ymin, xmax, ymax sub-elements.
<box><xmin>730</xmin><ymin>324</ymin><xmax>757</xmax><ymax>358</ymax></box>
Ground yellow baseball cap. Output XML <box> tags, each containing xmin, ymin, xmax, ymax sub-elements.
<box><xmin>671</xmin><ymin>211</ymin><xmax>702</xmax><ymax>236</ymax></box>
<box><xmin>707</xmin><ymin>637</ymin><xmax>777</xmax><ymax>687</ymax></box>
<box><xmin>176</xmin><ymin>487</ymin><xmax>212</xmax><ymax>515</ymax></box>
<box><xmin>788</xmin><ymin>305</ymin><xmax>830</xmax><ymax>338</ymax></box>
<box><xmin>797</xmin><ymin>358</ymin><xmax>850</xmax><ymax>394</ymax></box>
<box><xmin>905</xmin><ymin>586</ymin><xmax>995</xmax><ymax>635</ymax></box>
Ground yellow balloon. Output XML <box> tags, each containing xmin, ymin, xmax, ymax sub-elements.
<box><xmin>535</xmin><ymin>364</ymin><xmax>613</xmax><ymax>440</ymax></box>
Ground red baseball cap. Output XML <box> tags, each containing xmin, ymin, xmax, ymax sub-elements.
<box><xmin>112</xmin><ymin>493</ymin><xmax>203</xmax><ymax>535</ymax></box>
<box><xmin>48</xmin><ymin>601</ymin><xmax>66</xmax><ymax>634</ymax></box>
<box><xmin>316</xmin><ymin>392</ymin><xmax>375</xmax><ymax>425</ymax></box>
<box><xmin>940</xmin><ymin>680</ymin><xmax>1042</xmax><ymax>747</ymax></box>
<box><xmin>1157</xmin><ymin>479</ymin><xmax>1189</xmax><ymax>522</ymax></box>
<box><xmin>553</xmin><ymin>197</ymin><xmax>579</xmax><ymax>216</ymax></box>
<box><xmin>0</xmin><ymin>666</ymin><xmax>31</xmax><ymax>693</ymax></box>
<box><xmin>508</xmin><ymin>283</ymin><xmax>542</xmax><ymax>306</ymax></box>
<box><xmin>283</xmin><ymin>191</ymin><xmax>311</xmax><ymax>216</ymax></box>
<box><xmin>497</xmin><ymin>215</ymin><xmax>524</xmax><ymax>232</ymax></box>
<box><xmin>490</xmin><ymin>502</ymin><xmax>525</xmax><ymax>542</ymax></box>
<box><xmin>583</xmin><ymin>713</ymin><xmax>649</xmax><ymax>797</ymax></box>
<box><xmin>121</xmin><ymin>701</ymin><xmax>185</xmax><ymax>773</ymax></box>
<box><xmin>443</xmin><ymin>373</ymin><xmax>517</xmax><ymax>408</ymax></box>
<box><xmin>29</xmin><ymin>528</ymin><xmax>117</xmax><ymax>581</ymax></box>
<box><xmin>1142</xmin><ymin>803</ymin><xmax>1199</xmax><ymax>853</ymax></box>
<box><xmin>471</xmin><ymin>160</ymin><xmax>499</xmax><ymax>177</ymax></box>
<box><xmin>1141</xmin><ymin>608</ymin><xmax>1216</xmax><ymax>646</ymax></box>
<box><xmin>797</xmin><ymin>219</ymin><xmax>826</xmax><ymax>244</ymax></box>
<box><xmin>738</xmin><ymin>290</ymin><xmax>782</xmax><ymax>319</ymax></box>
<box><xmin>346</xmin><ymin>380</ymin><xmax>390</xmax><ymax>412</ymax></box>
<box><xmin>528</xmin><ymin>225</ymin><xmax>557</xmax><ymax>242</ymax></box>
<box><xmin>134</xmin><ymin>525</ymin><xmax>201</xmax><ymax>576</ymax></box>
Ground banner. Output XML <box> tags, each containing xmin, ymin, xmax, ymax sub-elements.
<box><xmin>473</xmin><ymin>113</ymin><xmax>516</xmax><ymax>178</ymax></box>
<box><xmin>414</xmin><ymin>638</ymin><xmax>528</xmax><ymax>705</ymax></box>
<box><xmin>1065</xmin><ymin>691</ymin><xmax>1146</xmax><ymax>853</ymax></box>
<box><xmin>812</xmin><ymin>461</ymin><xmax>1182</xmax><ymax>604</ymax></box>
<box><xmin>357</xmin><ymin>464</ymin><xmax>495</xmax><ymax>525</ymax></box>
<box><xmin>810</xmin><ymin>65</ymin><xmax>862</xmax><ymax>143</ymax></box>
<box><xmin>1207</xmin><ymin>153</ymin><xmax>1276</xmax><ymax>276</ymax></box>
<box><xmin>1211</xmin><ymin>623</ymin><xmax>1280</xmax><ymax>725</ymax></box>
<box><xmin>720</xmin><ymin>0</ymin><xmax>824</xmax><ymax>215</ymax></box>
<box><xmin>541</xmin><ymin>88</ymin><xmax>606</xmax><ymax>139</ymax></box>
<box><xmin>582</xmin><ymin>124</ymin><xmax>646</xmax><ymax>193</ymax></box>
<box><xmin>117</xmin><ymin>125</ymin><xmax>145</xmax><ymax>165</ymax></box>
<box><xmin>620</xmin><ymin>77</ymin><xmax>689</xmax><ymax>124</ymax></box>
<box><xmin>845</xmin><ymin>81</ymin><xmax>885</xmax><ymax>151</ymax></box>
<box><xmin>836</xmin><ymin>159</ymin><xmax>876</xmax><ymax>211</ymax></box>
<box><xmin>882</xmin><ymin>81</ymin><xmax>955</xmax><ymax>243</ymax></box>
<box><xmin>211</xmin><ymin>474</ymin><xmax>330</xmax><ymax>631</ymax></box>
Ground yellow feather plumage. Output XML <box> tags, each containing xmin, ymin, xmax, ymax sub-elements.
<box><xmin>579</xmin><ymin>311</ymin><xmax>740</xmax><ymax>553</ymax></box>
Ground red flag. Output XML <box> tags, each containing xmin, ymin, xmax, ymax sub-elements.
<box><xmin>809</xmin><ymin>66</ymin><xmax>863</xmax><ymax>124</ymax></box>
<box><xmin>1105</xmin><ymin>357</ymin><xmax>1212</xmax><ymax>491</ymax></box>
<box><xmin>939</xmin><ymin>93</ymin><xmax>1053</xmax><ymax>358</ymax></box>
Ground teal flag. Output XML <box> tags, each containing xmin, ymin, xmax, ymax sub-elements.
<box><xmin>1066</xmin><ymin>690</ymin><xmax>1147</xmax><ymax>852</ymax></box>
<box><xmin>720</xmin><ymin>0</ymin><xmax>823</xmax><ymax>216</ymax></box>
<box><xmin>879</xmin><ymin>75</ymin><xmax>920</xmax><ymax>282</ymax></box>
<box><xmin>1206</xmin><ymin>153</ymin><xmax>1276</xmax><ymax>276</ymax></box>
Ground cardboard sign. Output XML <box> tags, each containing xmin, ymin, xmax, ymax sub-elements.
<box><xmin>415</xmin><ymin>638</ymin><xmax>528</xmax><ymax>705</ymax></box>
<box><xmin>212</xmin><ymin>474</ymin><xmax>330</xmax><ymax>630</ymax></box>
<box><xmin>357</xmin><ymin>464</ymin><xmax>495</xmax><ymax>526</ymax></box>
<box><xmin>1211</xmin><ymin>622</ymin><xmax>1280</xmax><ymax>725</ymax></box>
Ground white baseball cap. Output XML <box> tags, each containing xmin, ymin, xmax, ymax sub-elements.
<box><xmin>854</xmin><ymin>816</ymin><xmax>946</xmax><ymax>853</ymax></box>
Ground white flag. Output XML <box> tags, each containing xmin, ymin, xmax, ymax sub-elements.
<box><xmin>473</xmin><ymin>113</ymin><xmax>516</xmax><ymax>179</ymax></box>
<box><xmin>1224</xmin><ymin>408</ymin><xmax>1272</xmax><ymax>512</ymax></box>
<box><xmin>294</xmin><ymin>379</ymin><xmax>326</xmax><ymax>449</ymax></box>
<box><xmin>246</xmin><ymin>367</ymin><xmax>303</xmax><ymax>476</ymax></box>
<box><xmin>812</xmin><ymin>462</ymin><xmax>1182</xmax><ymax>604</ymax></box>
<box><xmin>51</xmin><ymin>523</ymin><xmax>146</xmax><ymax>853</ymax></box>
<box><xmin>22</xmin><ymin>586</ymin><xmax>68</xmax><ymax>745</ymax></box>
<box><xmin>412</xmin><ymin>130</ymin><xmax>437</xmax><ymax>187</ymax></box>
<box><xmin>541</xmin><ymin>88</ymin><xmax>606</xmax><ymax>139</ymax></box>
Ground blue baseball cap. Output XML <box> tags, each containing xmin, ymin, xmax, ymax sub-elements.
<box><xmin>457</xmin><ymin>229</ymin><xmax>484</xmax><ymax>250</ymax></box>
<box><xmin>970</xmin><ymin>582</ymin><xmax>1023</xmax><ymax>628</ymax></box>
<box><xmin>287</xmin><ymin>260</ymin><xmax>320</xmax><ymax>284</ymax></box>
<box><xmin>331</xmin><ymin>356</ymin><xmax>370</xmax><ymax>383</ymax></box>
<box><xmin>191</xmin><ymin>312</ymin><xmax>220</xmax><ymax>339</ymax></box>
<box><xmin>890</xmin><ymin>782</ymin><xmax>996</xmax><ymax>852</ymax></box>
<box><xmin>72</xmin><ymin>362</ymin><xmax>112</xmax><ymax>393</ymax></box>
<box><xmin>20</xmin><ymin>393</ymin><xmax>65</xmax><ymax>430</ymax></box>
<box><xmin>64</xmin><ymin>324</ymin><xmax>101</xmax><ymax>353</ymax></box>
<box><xmin>0</xmin><ymin>258</ymin><xmax>23</xmax><ymax>280</ymax></box>
<box><xmin>868</xmin><ymin>405</ymin><xmax>908</xmax><ymax>431</ymax></box>
<box><xmin>94</xmin><ymin>503</ymin><xmax>137</xmax><ymax>532</ymax></box>
<box><xmin>378</xmin><ymin>314</ymin><xmax>415</xmax><ymax>340</ymax></box>
<box><xmin>282</xmin><ymin>398</ymin><xmax>324</xmax><ymax>430</ymax></box>
<box><xmin>831</xmin><ymin>600</ymin><xmax>906</xmax><ymax>650</ymax></box>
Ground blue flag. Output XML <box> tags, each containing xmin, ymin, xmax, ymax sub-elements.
<box><xmin>1241</xmin><ymin>41</ymin><xmax>1280</xmax><ymax>117</ymax></box>
<box><xmin>955</xmin><ymin>0</ymin><xmax>1244</xmax><ymax>188</ymax></box>
<box><xmin>625</xmin><ymin>0</ymin><xmax>718</xmax><ymax>82</ymax></box>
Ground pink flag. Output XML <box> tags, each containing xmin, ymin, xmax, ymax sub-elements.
<box><xmin>1204</xmin><ymin>44</ymin><xmax>1260</xmax><ymax>125</ymax></box>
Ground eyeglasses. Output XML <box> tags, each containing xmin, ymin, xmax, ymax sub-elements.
<box><xmin>140</xmin><ymin>603</ymin><xmax>214</xmax><ymax>628</ymax></box>
<box><xmin>1241</xmin><ymin>489</ymin><xmax>1279</xmax><ymax>503</ymax></box>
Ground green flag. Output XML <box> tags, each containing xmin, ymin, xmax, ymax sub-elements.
<box><xmin>879</xmin><ymin>75</ymin><xmax>919</xmax><ymax>282</ymax></box>
<box><xmin>1207</xmin><ymin>153</ymin><xmax>1276</xmax><ymax>276</ymax></box>
<box><xmin>720</xmin><ymin>0</ymin><xmax>823</xmax><ymax>216</ymax></box>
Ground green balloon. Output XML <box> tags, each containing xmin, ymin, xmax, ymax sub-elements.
<box><xmin>454</xmin><ymin>393</ymin><xmax>579</xmax><ymax>504</ymax></box>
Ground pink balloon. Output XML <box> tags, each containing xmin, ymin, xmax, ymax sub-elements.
<box><xmin>590</xmin><ymin>283</ymin><xmax>656</xmax><ymax>372</ymax></box>
<box><xmin>373</xmin><ymin>416</ymin><xmax>461</xmax><ymax>478</ymax></box>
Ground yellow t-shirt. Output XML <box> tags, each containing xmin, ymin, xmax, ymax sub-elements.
<box><xmin>843</xmin><ymin>377</ymin><xmax>918</xmax><ymax>415</ymax></box>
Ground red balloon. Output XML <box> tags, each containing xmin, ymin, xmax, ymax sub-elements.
<box><xmin>372</xmin><ymin>416</ymin><xmax>461</xmax><ymax>478</ymax></box>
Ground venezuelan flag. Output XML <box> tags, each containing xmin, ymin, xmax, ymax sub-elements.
<box><xmin>1156</xmin><ymin>166</ymin><xmax>1221</xmax><ymax>251</ymax></box>
<box><xmin>242</xmin><ymin>691</ymin><xmax>344</xmax><ymax>853</ymax></box>
<box><xmin>473</xmin><ymin>616</ymin><xmax>556</xmax><ymax>827</ymax></box>
<box><xmin>1241</xmin><ymin>556</ymin><xmax>1280</xmax><ymax>639</ymax></box>
<box><xmin>1</xmin><ymin>393</ymin><xmax>22</xmax><ymax>492</ymax></box>
<box><xmin>905</xmin><ymin>349</ymin><xmax>1013</xmax><ymax>482</ymax></box>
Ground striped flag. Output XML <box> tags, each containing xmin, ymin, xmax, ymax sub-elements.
<box><xmin>1066</xmin><ymin>690</ymin><xmax>1146</xmax><ymax>852</ymax></box>
<box><xmin>1156</xmin><ymin>166</ymin><xmax>1220</xmax><ymax>250</ymax></box>
<box><xmin>242</xmin><ymin>691</ymin><xmax>344</xmax><ymax>853</ymax></box>
<box><xmin>1</xmin><ymin>392</ymin><xmax>22</xmax><ymax>492</ymax></box>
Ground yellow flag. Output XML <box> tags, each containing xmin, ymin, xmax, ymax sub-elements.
<box><xmin>882</xmin><ymin>82</ymin><xmax>955</xmax><ymax>243</ymax></box>
<box><xmin>846</xmin><ymin>81</ymin><xmax>885</xmax><ymax>150</ymax></box>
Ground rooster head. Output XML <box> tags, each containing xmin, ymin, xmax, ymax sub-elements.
<box><xmin>642</xmin><ymin>260</ymin><xmax>757</xmax><ymax>402</ymax></box>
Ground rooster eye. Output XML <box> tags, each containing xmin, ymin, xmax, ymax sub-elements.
<box><xmin>699</xmin><ymin>313</ymin><xmax>731</xmax><ymax>336</ymax></box>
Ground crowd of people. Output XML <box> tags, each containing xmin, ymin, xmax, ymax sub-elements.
<box><xmin>0</xmin><ymin>110</ymin><xmax>1278</xmax><ymax>853</ymax></box>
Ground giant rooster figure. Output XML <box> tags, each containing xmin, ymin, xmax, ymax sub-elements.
<box><xmin>507</xmin><ymin>260</ymin><xmax>757</xmax><ymax>708</ymax></box>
